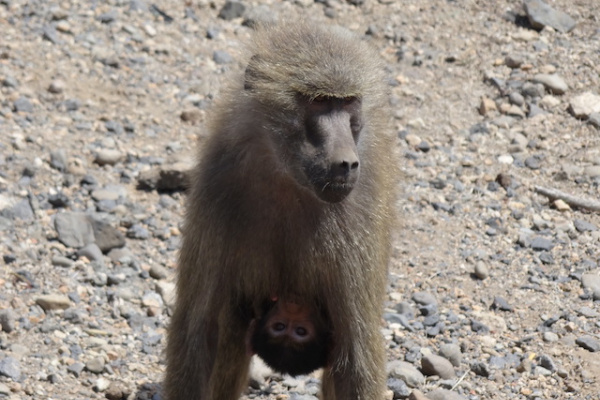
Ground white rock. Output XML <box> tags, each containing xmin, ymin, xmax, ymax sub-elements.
<box><xmin>568</xmin><ymin>92</ymin><xmax>600</xmax><ymax>119</ymax></box>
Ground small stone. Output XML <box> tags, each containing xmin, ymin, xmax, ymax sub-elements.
<box><xmin>404</xmin><ymin>133</ymin><xmax>422</xmax><ymax>147</ymax></box>
<box><xmin>67</xmin><ymin>362</ymin><xmax>85</xmax><ymax>377</ymax></box>
<box><xmin>54</xmin><ymin>212</ymin><xmax>95</xmax><ymax>248</ymax></box>
<box><xmin>530</xmin><ymin>236</ymin><xmax>553</xmax><ymax>251</ymax></box>
<box><xmin>149</xmin><ymin>264</ymin><xmax>169</xmax><ymax>280</ymax></box>
<box><xmin>568</xmin><ymin>92</ymin><xmax>600</xmax><ymax>119</ymax></box>
<box><xmin>470</xmin><ymin>361</ymin><xmax>490</xmax><ymax>377</ymax></box>
<box><xmin>427</xmin><ymin>389</ymin><xmax>467</xmax><ymax>400</ymax></box>
<box><xmin>439</xmin><ymin>344</ymin><xmax>462</xmax><ymax>367</ymax></box>
<box><xmin>532</xmin><ymin>74</ymin><xmax>568</xmax><ymax>95</ymax></box>
<box><xmin>180</xmin><ymin>109</ymin><xmax>202</xmax><ymax>124</ymax></box>
<box><xmin>13</xmin><ymin>97</ymin><xmax>33</xmax><ymax>113</ymax></box>
<box><xmin>421</xmin><ymin>354</ymin><xmax>455</xmax><ymax>379</ymax></box>
<box><xmin>218</xmin><ymin>0</ymin><xmax>246</xmax><ymax>20</ymax></box>
<box><xmin>213</xmin><ymin>50</ymin><xmax>233</xmax><ymax>65</ymax></box>
<box><xmin>105</xmin><ymin>382</ymin><xmax>129</xmax><ymax>400</ymax></box>
<box><xmin>543</xmin><ymin>331</ymin><xmax>558</xmax><ymax>342</ymax></box>
<box><xmin>524</xmin><ymin>0</ymin><xmax>576</xmax><ymax>33</ymax></box>
<box><xmin>575</xmin><ymin>336</ymin><xmax>600</xmax><ymax>352</ymax></box>
<box><xmin>94</xmin><ymin>149</ymin><xmax>123</xmax><ymax>166</ymax></box>
<box><xmin>77</xmin><ymin>243</ymin><xmax>104</xmax><ymax>262</ymax></box>
<box><xmin>589</xmin><ymin>112</ymin><xmax>600</xmax><ymax>128</ymax></box>
<box><xmin>94</xmin><ymin>377</ymin><xmax>111</xmax><ymax>392</ymax></box>
<box><xmin>479</xmin><ymin>97</ymin><xmax>497</xmax><ymax>116</ymax></box>
<box><xmin>574</xmin><ymin>219</ymin><xmax>597</xmax><ymax>232</ymax></box>
<box><xmin>411</xmin><ymin>292</ymin><xmax>437</xmax><ymax>306</ymax></box>
<box><xmin>0</xmin><ymin>309</ymin><xmax>16</xmax><ymax>333</ymax></box>
<box><xmin>509</xmin><ymin>92</ymin><xmax>525</xmax><ymax>106</ymax></box>
<box><xmin>505</xmin><ymin>55</ymin><xmax>523</xmax><ymax>68</ymax></box>
<box><xmin>474</xmin><ymin>261</ymin><xmax>489</xmax><ymax>279</ymax></box>
<box><xmin>48</xmin><ymin>80</ymin><xmax>66</xmax><ymax>94</ymax></box>
<box><xmin>387</xmin><ymin>360</ymin><xmax>425</xmax><ymax>388</ymax></box>
<box><xmin>387</xmin><ymin>378</ymin><xmax>410</xmax><ymax>399</ymax></box>
<box><xmin>35</xmin><ymin>294</ymin><xmax>71</xmax><ymax>311</ymax></box>
<box><xmin>491</xmin><ymin>296</ymin><xmax>513</xmax><ymax>312</ymax></box>
<box><xmin>539</xmin><ymin>94</ymin><xmax>561</xmax><ymax>108</ymax></box>
<box><xmin>553</xmin><ymin>199</ymin><xmax>570</xmax><ymax>211</ymax></box>
<box><xmin>86</xmin><ymin>357</ymin><xmax>105</xmax><ymax>374</ymax></box>
<box><xmin>408</xmin><ymin>390</ymin><xmax>429</xmax><ymax>400</ymax></box>
<box><xmin>0</xmin><ymin>357</ymin><xmax>21</xmax><ymax>380</ymax></box>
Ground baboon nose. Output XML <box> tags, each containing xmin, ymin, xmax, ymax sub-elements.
<box><xmin>332</xmin><ymin>158</ymin><xmax>360</xmax><ymax>180</ymax></box>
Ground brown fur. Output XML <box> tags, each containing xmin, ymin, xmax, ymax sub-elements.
<box><xmin>165</xmin><ymin>20</ymin><xmax>397</xmax><ymax>400</ymax></box>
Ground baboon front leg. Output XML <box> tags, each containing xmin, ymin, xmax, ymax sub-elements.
<box><xmin>207</xmin><ymin>306</ymin><xmax>253</xmax><ymax>400</ymax></box>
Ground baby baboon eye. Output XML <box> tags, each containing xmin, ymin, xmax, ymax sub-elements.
<box><xmin>273</xmin><ymin>322</ymin><xmax>286</xmax><ymax>332</ymax></box>
<box><xmin>295</xmin><ymin>327</ymin><xmax>307</xmax><ymax>337</ymax></box>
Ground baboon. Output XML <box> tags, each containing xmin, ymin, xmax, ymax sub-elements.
<box><xmin>249</xmin><ymin>298</ymin><xmax>331</xmax><ymax>377</ymax></box>
<box><xmin>165</xmin><ymin>21</ymin><xmax>397</xmax><ymax>400</ymax></box>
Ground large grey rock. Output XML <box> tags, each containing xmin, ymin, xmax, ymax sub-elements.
<box><xmin>524</xmin><ymin>0</ymin><xmax>576</xmax><ymax>33</ymax></box>
<box><xmin>54</xmin><ymin>212</ymin><xmax>95</xmax><ymax>248</ymax></box>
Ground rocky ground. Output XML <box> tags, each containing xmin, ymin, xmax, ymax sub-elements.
<box><xmin>1</xmin><ymin>0</ymin><xmax>599</xmax><ymax>399</ymax></box>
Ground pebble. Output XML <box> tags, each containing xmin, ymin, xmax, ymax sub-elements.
<box><xmin>568</xmin><ymin>92</ymin><xmax>600</xmax><ymax>119</ymax></box>
<box><xmin>213</xmin><ymin>50</ymin><xmax>233</xmax><ymax>64</ymax></box>
<box><xmin>94</xmin><ymin>377</ymin><xmax>111</xmax><ymax>392</ymax></box>
<box><xmin>473</xmin><ymin>261</ymin><xmax>489</xmax><ymax>279</ymax></box>
<box><xmin>0</xmin><ymin>357</ymin><xmax>21</xmax><ymax>380</ymax></box>
<box><xmin>581</xmin><ymin>274</ymin><xmax>600</xmax><ymax>299</ymax></box>
<box><xmin>387</xmin><ymin>378</ymin><xmax>410</xmax><ymax>399</ymax></box>
<box><xmin>94</xmin><ymin>149</ymin><xmax>123</xmax><ymax>166</ymax></box>
<box><xmin>574</xmin><ymin>219</ymin><xmax>597</xmax><ymax>232</ymax></box>
<box><xmin>0</xmin><ymin>309</ymin><xmax>16</xmax><ymax>333</ymax></box>
<box><xmin>387</xmin><ymin>360</ymin><xmax>425</xmax><ymax>388</ymax></box>
<box><xmin>77</xmin><ymin>243</ymin><xmax>104</xmax><ymax>262</ymax></box>
<box><xmin>54</xmin><ymin>212</ymin><xmax>95</xmax><ymax>248</ymax></box>
<box><xmin>530</xmin><ymin>236</ymin><xmax>553</xmax><ymax>251</ymax></box>
<box><xmin>48</xmin><ymin>80</ymin><xmax>66</xmax><ymax>94</ymax></box>
<box><xmin>421</xmin><ymin>354</ymin><xmax>455</xmax><ymax>379</ymax></box>
<box><xmin>86</xmin><ymin>357</ymin><xmax>106</xmax><ymax>374</ymax></box>
<box><xmin>35</xmin><ymin>294</ymin><xmax>71</xmax><ymax>311</ymax></box>
<box><xmin>439</xmin><ymin>344</ymin><xmax>462</xmax><ymax>367</ymax></box>
<box><xmin>532</xmin><ymin>74</ymin><xmax>568</xmax><ymax>95</ymax></box>
<box><xmin>13</xmin><ymin>97</ymin><xmax>33</xmax><ymax>113</ymax></box>
<box><xmin>427</xmin><ymin>389</ymin><xmax>467</xmax><ymax>400</ymax></box>
<box><xmin>218</xmin><ymin>0</ymin><xmax>246</xmax><ymax>20</ymax></box>
<box><xmin>411</xmin><ymin>292</ymin><xmax>437</xmax><ymax>306</ymax></box>
<box><xmin>589</xmin><ymin>112</ymin><xmax>600</xmax><ymax>128</ymax></box>
<box><xmin>575</xmin><ymin>336</ymin><xmax>599</xmax><ymax>352</ymax></box>
<box><xmin>524</xmin><ymin>0</ymin><xmax>576</xmax><ymax>33</ymax></box>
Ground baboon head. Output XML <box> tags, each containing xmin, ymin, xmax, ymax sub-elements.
<box><xmin>243</xmin><ymin>23</ymin><xmax>383</xmax><ymax>203</ymax></box>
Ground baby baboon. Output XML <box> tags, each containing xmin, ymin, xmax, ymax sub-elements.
<box><xmin>165</xmin><ymin>21</ymin><xmax>397</xmax><ymax>400</ymax></box>
<box><xmin>249</xmin><ymin>298</ymin><xmax>331</xmax><ymax>377</ymax></box>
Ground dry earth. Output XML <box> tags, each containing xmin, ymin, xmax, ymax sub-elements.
<box><xmin>0</xmin><ymin>0</ymin><xmax>599</xmax><ymax>399</ymax></box>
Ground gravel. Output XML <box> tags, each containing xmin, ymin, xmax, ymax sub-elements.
<box><xmin>0</xmin><ymin>0</ymin><xmax>599</xmax><ymax>399</ymax></box>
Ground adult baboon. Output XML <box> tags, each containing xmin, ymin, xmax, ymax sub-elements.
<box><xmin>165</xmin><ymin>21</ymin><xmax>397</xmax><ymax>400</ymax></box>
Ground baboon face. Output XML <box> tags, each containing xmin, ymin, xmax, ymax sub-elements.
<box><xmin>299</xmin><ymin>95</ymin><xmax>363</xmax><ymax>203</ymax></box>
<box><xmin>250</xmin><ymin>300</ymin><xmax>330</xmax><ymax>376</ymax></box>
<box><xmin>273</xmin><ymin>94</ymin><xmax>363</xmax><ymax>204</ymax></box>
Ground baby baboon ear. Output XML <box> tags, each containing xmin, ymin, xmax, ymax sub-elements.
<box><xmin>244</xmin><ymin>55</ymin><xmax>261</xmax><ymax>91</ymax></box>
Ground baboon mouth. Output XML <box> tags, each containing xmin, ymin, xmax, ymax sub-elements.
<box><xmin>316</xmin><ymin>182</ymin><xmax>354</xmax><ymax>203</ymax></box>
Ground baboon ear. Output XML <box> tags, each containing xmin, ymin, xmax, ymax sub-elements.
<box><xmin>244</xmin><ymin>55</ymin><xmax>260</xmax><ymax>91</ymax></box>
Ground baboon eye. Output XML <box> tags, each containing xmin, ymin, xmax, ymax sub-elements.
<box><xmin>273</xmin><ymin>322</ymin><xmax>286</xmax><ymax>332</ymax></box>
<box><xmin>295</xmin><ymin>327</ymin><xmax>307</xmax><ymax>337</ymax></box>
<box><xmin>312</xmin><ymin>95</ymin><xmax>329</xmax><ymax>103</ymax></box>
